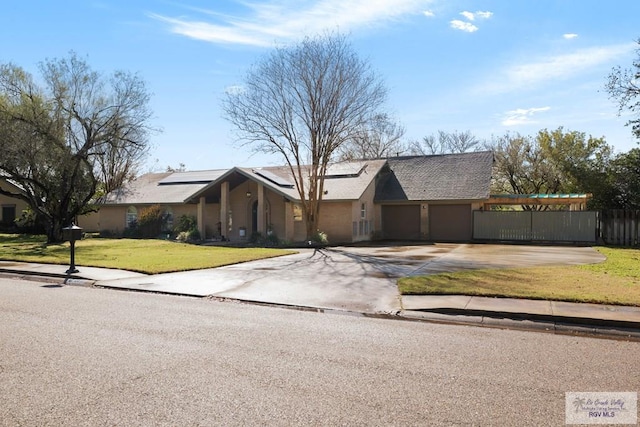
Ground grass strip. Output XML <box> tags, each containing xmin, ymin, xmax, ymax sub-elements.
<box><xmin>0</xmin><ymin>234</ymin><xmax>294</xmax><ymax>274</ymax></box>
<box><xmin>398</xmin><ymin>247</ymin><xmax>640</xmax><ymax>306</ymax></box>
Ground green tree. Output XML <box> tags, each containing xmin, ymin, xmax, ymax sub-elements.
<box><xmin>489</xmin><ymin>128</ymin><xmax>612</xmax><ymax>209</ymax></box>
<box><xmin>537</xmin><ymin>127</ymin><xmax>611</xmax><ymax>195</ymax></box>
<box><xmin>489</xmin><ymin>132</ymin><xmax>561</xmax><ymax>198</ymax></box>
<box><xmin>607</xmin><ymin>148</ymin><xmax>640</xmax><ymax>208</ymax></box>
<box><xmin>223</xmin><ymin>33</ymin><xmax>387</xmax><ymax>239</ymax></box>
<box><xmin>606</xmin><ymin>40</ymin><xmax>640</xmax><ymax>141</ymax></box>
<box><xmin>0</xmin><ymin>53</ymin><xmax>154</xmax><ymax>242</ymax></box>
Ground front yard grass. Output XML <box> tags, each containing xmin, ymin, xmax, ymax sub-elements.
<box><xmin>0</xmin><ymin>234</ymin><xmax>294</xmax><ymax>274</ymax></box>
<box><xmin>398</xmin><ymin>247</ymin><xmax>640</xmax><ymax>306</ymax></box>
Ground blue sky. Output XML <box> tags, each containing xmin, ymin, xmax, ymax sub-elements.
<box><xmin>2</xmin><ymin>1</ymin><xmax>639</xmax><ymax>171</ymax></box>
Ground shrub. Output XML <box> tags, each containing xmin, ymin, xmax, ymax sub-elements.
<box><xmin>13</xmin><ymin>208</ymin><xmax>45</xmax><ymax>234</ymax></box>
<box><xmin>174</xmin><ymin>214</ymin><xmax>197</xmax><ymax>234</ymax></box>
<box><xmin>176</xmin><ymin>228</ymin><xmax>201</xmax><ymax>243</ymax></box>
<box><xmin>249</xmin><ymin>230</ymin><xmax>281</xmax><ymax>247</ymax></box>
<box><xmin>137</xmin><ymin>205</ymin><xmax>167</xmax><ymax>238</ymax></box>
<box><xmin>123</xmin><ymin>222</ymin><xmax>140</xmax><ymax>238</ymax></box>
<box><xmin>311</xmin><ymin>230</ymin><xmax>329</xmax><ymax>245</ymax></box>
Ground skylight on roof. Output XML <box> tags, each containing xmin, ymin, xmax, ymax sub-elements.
<box><xmin>324</xmin><ymin>163</ymin><xmax>367</xmax><ymax>178</ymax></box>
<box><xmin>253</xmin><ymin>169</ymin><xmax>295</xmax><ymax>188</ymax></box>
<box><xmin>158</xmin><ymin>170</ymin><xmax>225</xmax><ymax>185</ymax></box>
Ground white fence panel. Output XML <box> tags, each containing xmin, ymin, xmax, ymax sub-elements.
<box><xmin>473</xmin><ymin>211</ymin><xmax>531</xmax><ymax>241</ymax></box>
<box><xmin>473</xmin><ymin>211</ymin><xmax>597</xmax><ymax>243</ymax></box>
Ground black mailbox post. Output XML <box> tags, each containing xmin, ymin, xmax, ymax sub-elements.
<box><xmin>62</xmin><ymin>224</ymin><xmax>83</xmax><ymax>274</ymax></box>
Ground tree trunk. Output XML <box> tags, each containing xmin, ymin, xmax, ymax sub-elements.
<box><xmin>46</xmin><ymin>218</ymin><xmax>64</xmax><ymax>244</ymax></box>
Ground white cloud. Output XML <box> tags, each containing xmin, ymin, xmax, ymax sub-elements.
<box><xmin>482</xmin><ymin>42</ymin><xmax>637</xmax><ymax>94</ymax></box>
<box><xmin>460</xmin><ymin>10</ymin><xmax>492</xmax><ymax>21</ymax></box>
<box><xmin>150</xmin><ymin>0</ymin><xmax>434</xmax><ymax>47</ymax></box>
<box><xmin>423</xmin><ymin>10</ymin><xmax>435</xmax><ymax>17</ymax></box>
<box><xmin>450</xmin><ymin>20</ymin><xmax>478</xmax><ymax>33</ymax></box>
<box><xmin>563</xmin><ymin>33</ymin><xmax>578</xmax><ymax>40</ymax></box>
<box><xmin>460</xmin><ymin>11</ymin><xmax>475</xmax><ymax>21</ymax></box>
<box><xmin>501</xmin><ymin>107</ymin><xmax>550</xmax><ymax>126</ymax></box>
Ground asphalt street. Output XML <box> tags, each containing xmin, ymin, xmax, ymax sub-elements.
<box><xmin>1</xmin><ymin>278</ymin><xmax>638</xmax><ymax>426</ymax></box>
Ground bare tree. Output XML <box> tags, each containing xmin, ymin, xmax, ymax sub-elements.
<box><xmin>410</xmin><ymin>130</ymin><xmax>481</xmax><ymax>155</ymax></box>
<box><xmin>0</xmin><ymin>53</ymin><xmax>154</xmax><ymax>242</ymax></box>
<box><xmin>337</xmin><ymin>113</ymin><xmax>405</xmax><ymax>160</ymax></box>
<box><xmin>223</xmin><ymin>33</ymin><xmax>387</xmax><ymax>240</ymax></box>
<box><xmin>606</xmin><ymin>40</ymin><xmax>640</xmax><ymax>141</ymax></box>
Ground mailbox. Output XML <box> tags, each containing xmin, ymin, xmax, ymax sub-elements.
<box><xmin>62</xmin><ymin>224</ymin><xmax>82</xmax><ymax>274</ymax></box>
<box><xmin>63</xmin><ymin>224</ymin><xmax>83</xmax><ymax>242</ymax></box>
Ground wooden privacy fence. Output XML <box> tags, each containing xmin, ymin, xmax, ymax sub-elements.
<box><xmin>473</xmin><ymin>211</ymin><xmax>598</xmax><ymax>243</ymax></box>
<box><xmin>599</xmin><ymin>210</ymin><xmax>640</xmax><ymax>246</ymax></box>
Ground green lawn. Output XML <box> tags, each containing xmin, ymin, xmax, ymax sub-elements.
<box><xmin>398</xmin><ymin>247</ymin><xmax>640</xmax><ymax>306</ymax></box>
<box><xmin>0</xmin><ymin>234</ymin><xmax>294</xmax><ymax>274</ymax></box>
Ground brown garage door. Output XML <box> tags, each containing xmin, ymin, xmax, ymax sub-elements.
<box><xmin>429</xmin><ymin>204</ymin><xmax>472</xmax><ymax>241</ymax></box>
<box><xmin>382</xmin><ymin>205</ymin><xmax>421</xmax><ymax>240</ymax></box>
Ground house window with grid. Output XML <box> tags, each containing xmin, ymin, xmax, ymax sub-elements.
<box><xmin>163</xmin><ymin>207</ymin><xmax>174</xmax><ymax>232</ymax></box>
<box><xmin>360</xmin><ymin>203</ymin><xmax>366</xmax><ymax>219</ymax></box>
<box><xmin>126</xmin><ymin>206</ymin><xmax>138</xmax><ymax>229</ymax></box>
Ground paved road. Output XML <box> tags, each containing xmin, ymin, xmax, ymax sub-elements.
<box><xmin>1</xmin><ymin>278</ymin><xmax>638</xmax><ymax>426</ymax></box>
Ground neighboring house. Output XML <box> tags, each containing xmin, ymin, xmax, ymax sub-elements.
<box><xmin>95</xmin><ymin>151</ymin><xmax>495</xmax><ymax>243</ymax></box>
<box><xmin>0</xmin><ymin>178</ymin><xmax>29</xmax><ymax>230</ymax></box>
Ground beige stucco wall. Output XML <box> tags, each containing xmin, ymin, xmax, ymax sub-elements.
<box><xmin>318</xmin><ymin>201</ymin><xmax>353</xmax><ymax>244</ymax></box>
<box><xmin>97</xmin><ymin>203</ymin><xmax>200</xmax><ymax>236</ymax></box>
<box><xmin>98</xmin><ymin>205</ymin><xmax>127</xmax><ymax>235</ymax></box>
<box><xmin>77</xmin><ymin>211</ymin><xmax>101</xmax><ymax>232</ymax></box>
<box><xmin>351</xmin><ymin>178</ymin><xmax>377</xmax><ymax>243</ymax></box>
<box><xmin>224</xmin><ymin>182</ymin><xmax>288</xmax><ymax>241</ymax></box>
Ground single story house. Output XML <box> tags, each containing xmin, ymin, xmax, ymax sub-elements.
<box><xmin>92</xmin><ymin>151</ymin><xmax>495</xmax><ymax>243</ymax></box>
<box><xmin>0</xmin><ymin>178</ymin><xmax>29</xmax><ymax>230</ymax></box>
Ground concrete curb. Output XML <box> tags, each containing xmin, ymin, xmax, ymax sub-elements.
<box><xmin>3</xmin><ymin>268</ymin><xmax>640</xmax><ymax>341</ymax></box>
<box><xmin>400</xmin><ymin>310</ymin><xmax>640</xmax><ymax>340</ymax></box>
<box><xmin>405</xmin><ymin>307</ymin><xmax>640</xmax><ymax>332</ymax></box>
<box><xmin>0</xmin><ymin>269</ymin><xmax>96</xmax><ymax>287</ymax></box>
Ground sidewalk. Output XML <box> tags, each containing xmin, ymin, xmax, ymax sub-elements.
<box><xmin>1</xmin><ymin>260</ymin><xmax>639</xmax><ymax>338</ymax></box>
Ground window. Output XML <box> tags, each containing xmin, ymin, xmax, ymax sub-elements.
<box><xmin>293</xmin><ymin>204</ymin><xmax>303</xmax><ymax>222</ymax></box>
<box><xmin>361</xmin><ymin>203</ymin><xmax>366</xmax><ymax>219</ymax></box>
<box><xmin>126</xmin><ymin>206</ymin><xmax>138</xmax><ymax>228</ymax></box>
<box><xmin>1</xmin><ymin>205</ymin><xmax>16</xmax><ymax>225</ymax></box>
<box><xmin>163</xmin><ymin>207</ymin><xmax>174</xmax><ymax>232</ymax></box>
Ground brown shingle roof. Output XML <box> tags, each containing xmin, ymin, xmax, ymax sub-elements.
<box><xmin>375</xmin><ymin>151</ymin><xmax>493</xmax><ymax>202</ymax></box>
<box><xmin>102</xmin><ymin>171</ymin><xmax>223</xmax><ymax>205</ymax></box>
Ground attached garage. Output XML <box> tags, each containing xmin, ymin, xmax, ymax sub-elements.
<box><xmin>381</xmin><ymin>205</ymin><xmax>420</xmax><ymax>240</ymax></box>
<box><xmin>429</xmin><ymin>204</ymin><xmax>472</xmax><ymax>241</ymax></box>
<box><xmin>374</xmin><ymin>152</ymin><xmax>494</xmax><ymax>243</ymax></box>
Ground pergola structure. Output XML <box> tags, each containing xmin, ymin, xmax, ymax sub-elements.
<box><xmin>482</xmin><ymin>194</ymin><xmax>591</xmax><ymax>211</ymax></box>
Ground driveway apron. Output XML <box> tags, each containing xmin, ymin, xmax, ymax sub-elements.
<box><xmin>96</xmin><ymin>244</ymin><xmax>605</xmax><ymax>314</ymax></box>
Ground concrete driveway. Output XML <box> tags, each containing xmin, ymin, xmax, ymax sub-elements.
<box><xmin>97</xmin><ymin>244</ymin><xmax>605</xmax><ymax>314</ymax></box>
